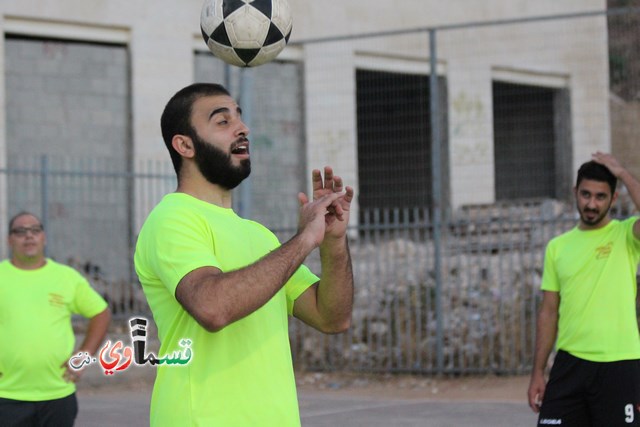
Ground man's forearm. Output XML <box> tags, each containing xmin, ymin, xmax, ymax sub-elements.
<box><xmin>178</xmin><ymin>231</ymin><xmax>318</xmax><ymax>332</ymax></box>
<box><xmin>78</xmin><ymin>308</ymin><xmax>111</xmax><ymax>354</ymax></box>
<box><xmin>531</xmin><ymin>309</ymin><xmax>557</xmax><ymax>377</ymax></box>
<box><xmin>316</xmin><ymin>236</ymin><xmax>354</xmax><ymax>332</ymax></box>
<box><xmin>619</xmin><ymin>169</ymin><xmax>640</xmax><ymax>211</ymax></box>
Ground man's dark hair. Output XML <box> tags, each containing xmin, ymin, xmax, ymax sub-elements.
<box><xmin>160</xmin><ymin>83</ymin><xmax>231</xmax><ymax>175</ymax></box>
<box><xmin>576</xmin><ymin>160</ymin><xmax>617</xmax><ymax>194</ymax></box>
<box><xmin>8</xmin><ymin>211</ymin><xmax>43</xmax><ymax>233</ymax></box>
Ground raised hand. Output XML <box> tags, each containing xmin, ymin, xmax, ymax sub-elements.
<box><xmin>296</xmin><ymin>191</ymin><xmax>345</xmax><ymax>249</ymax></box>
<box><xmin>592</xmin><ymin>151</ymin><xmax>626</xmax><ymax>178</ymax></box>
<box><xmin>299</xmin><ymin>166</ymin><xmax>354</xmax><ymax>240</ymax></box>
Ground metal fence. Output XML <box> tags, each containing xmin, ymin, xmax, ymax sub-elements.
<box><xmin>288</xmin><ymin>202</ymin><xmax>638</xmax><ymax>375</ymax></box>
<box><xmin>0</xmin><ymin>155</ymin><xmax>176</xmax><ymax>316</ymax></box>
<box><xmin>1</xmin><ymin>158</ymin><xmax>637</xmax><ymax>375</ymax></box>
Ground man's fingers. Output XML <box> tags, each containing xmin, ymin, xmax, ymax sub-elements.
<box><xmin>343</xmin><ymin>186</ymin><xmax>354</xmax><ymax>203</ymax></box>
<box><xmin>310</xmin><ymin>168</ymin><xmax>354</xmax><ymax>216</ymax></box>
<box><xmin>325</xmin><ymin>205</ymin><xmax>344</xmax><ymax>222</ymax></box>
<box><xmin>333</xmin><ymin>175</ymin><xmax>344</xmax><ymax>192</ymax></box>
<box><xmin>319</xmin><ymin>192</ymin><xmax>343</xmax><ymax>206</ymax></box>
<box><xmin>301</xmin><ymin>191</ymin><xmax>343</xmax><ymax>209</ymax></box>
<box><xmin>311</xmin><ymin>169</ymin><xmax>323</xmax><ymax>192</ymax></box>
<box><xmin>330</xmin><ymin>202</ymin><xmax>344</xmax><ymax>218</ymax></box>
<box><xmin>312</xmin><ymin>166</ymin><xmax>337</xmax><ymax>191</ymax></box>
<box><xmin>298</xmin><ymin>192</ymin><xmax>309</xmax><ymax>206</ymax></box>
<box><xmin>323</xmin><ymin>166</ymin><xmax>334</xmax><ymax>190</ymax></box>
<box><xmin>530</xmin><ymin>399</ymin><xmax>541</xmax><ymax>414</ymax></box>
<box><xmin>527</xmin><ymin>389</ymin><xmax>543</xmax><ymax>413</ymax></box>
<box><xmin>63</xmin><ymin>369</ymin><xmax>81</xmax><ymax>383</ymax></box>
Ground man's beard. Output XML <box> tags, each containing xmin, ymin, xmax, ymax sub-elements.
<box><xmin>191</xmin><ymin>131</ymin><xmax>251</xmax><ymax>190</ymax></box>
<box><xmin>577</xmin><ymin>202</ymin><xmax>611</xmax><ymax>227</ymax></box>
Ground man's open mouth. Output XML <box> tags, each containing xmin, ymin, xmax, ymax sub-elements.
<box><xmin>231</xmin><ymin>141</ymin><xmax>249</xmax><ymax>155</ymax></box>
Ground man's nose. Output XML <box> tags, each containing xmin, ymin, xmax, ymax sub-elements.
<box><xmin>236</xmin><ymin>120</ymin><xmax>250</xmax><ymax>137</ymax></box>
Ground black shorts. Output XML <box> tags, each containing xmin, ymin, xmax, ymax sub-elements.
<box><xmin>0</xmin><ymin>393</ymin><xmax>78</xmax><ymax>427</ymax></box>
<box><xmin>538</xmin><ymin>350</ymin><xmax>640</xmax><ymax>427</ymax></box>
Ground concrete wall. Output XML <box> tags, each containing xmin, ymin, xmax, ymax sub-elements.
<box><xmin>0</xmin><ymin>0</ymin><xmax>611</xmax><ymax>220</ymax></box>
<box><xmin>294</xmin><ymin>1</ymin><xmax>609</xmax><ymax>208</ymax></box>
<box><xmin>3</xmin><ymin>37</ymin><xmax>131</xmax><ymax>275</ymax></box>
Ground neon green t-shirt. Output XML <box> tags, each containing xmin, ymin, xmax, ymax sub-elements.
<box><xmin>541</xmin><ymin>217</ymin><xmax>640</xmax><ymax>362</ymax></box>
<box><xmin>134</xmin><ymin>193</ymin><xmax>319</xmax><ymax>427</ymax></box>
<box><xmin>0</xmin><ymin>259</ymin><xmax>108</xmax><ymax>401</ymax></box>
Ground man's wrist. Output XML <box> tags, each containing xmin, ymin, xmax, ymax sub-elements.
<box><xmin>320</xmin><ymin>234</ymin><xmax>349</xmax><ymax>253</ymax></box>
<box><xmin>291</xmin><ymin>230</ymin><xmax>319</xmax><ymax>254</ymax></box>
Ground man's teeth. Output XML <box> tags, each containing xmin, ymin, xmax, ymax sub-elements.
<box><xmin>232</xmin><ymin>146</ymin><xmax>248</xmax><ymax>154</ymax></box>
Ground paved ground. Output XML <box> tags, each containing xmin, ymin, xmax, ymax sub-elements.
<box><xmin>76</xmin><ymin>390</ymin><xmax>535</xmax><ymax>427</ymax></box>
<box><xmin>300</xmin><ymin>393</ymin><xmax>535</xmax><ymax>427</ymax></box>
<box><xmin>74</xmin><ymin>371</ymin><xmax>537</xmax><ymax>426</ymax></box>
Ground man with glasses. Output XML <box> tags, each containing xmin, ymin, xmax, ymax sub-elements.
<box><xmin>0</xmin><ymin>212</ymin><xmax>111</xmax><ymax>427</ymax></box>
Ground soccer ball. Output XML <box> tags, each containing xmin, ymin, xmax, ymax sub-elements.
<box><xmin>200</xmin><ymin>0</ymin><xmax>293</xmax><ymax>67</ymax></box>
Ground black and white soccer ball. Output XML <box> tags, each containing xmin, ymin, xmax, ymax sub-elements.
<box><xmin>200</xmin><ymin>0</ymin><xmax>293</xmax><ymax>67</ymax></box>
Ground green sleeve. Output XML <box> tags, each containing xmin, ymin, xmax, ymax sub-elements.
<box><xmin>285</xmin><ymin>264</ymin><xmax>319</xmax><ymax>315</ymax></box>
<box><xmin>70</xmin><ymin>270</ymin><xmax>108</xmax><ymax>317</ymax></box>
<box><xmin>540</xmin><ymin>241</ymin><xmax>560</xmax><ymax>292</ymax></box>
<box><xmin>142</xmin><ymin>207</ymin><xmax>220</xmax><ymax>296</ymax></box>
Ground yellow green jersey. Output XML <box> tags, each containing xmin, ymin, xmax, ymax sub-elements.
<box><xmin>541</xmin><ymin>217</ymin><xmax>640</xmax><ymax>362</ymax></box>
<box><xmin>0</xmin><ymin>259</ymin><xmax>108</xmax><ymax>401</ymax></box>
<box><xmin>134</xmin><ymin>193</ymin><xmax>318</xmax><ymax>427</ymax></box>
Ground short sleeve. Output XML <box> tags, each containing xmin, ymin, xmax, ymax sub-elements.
<box><xmin>625</xmin><ymin>216</ymin><xmax>640</xmax><ymax>254</ymax></box>
<box><xmin>540</xmin><ymin>241</ymin><xmax>560</xmax><ymax>292</ymax></box>
<box><xmin>137</xmin><ymin>206</ymin><xmax>220</xmax><ymax>296</ymax></box>
<box><xmin>69</xmin><ymin>270</ymin><xmax>108</xmax><ymax>318</ymax></box>
<box><xmin>284</xmin><ymin>264</ymin><xmax>319</xmax><ymax>315</ymax></box>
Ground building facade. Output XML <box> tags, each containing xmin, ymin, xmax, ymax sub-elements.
<box><xmin>0</xmin><ymin>0</ymin><xmax>611</xmax><ymax>272</ymax></box>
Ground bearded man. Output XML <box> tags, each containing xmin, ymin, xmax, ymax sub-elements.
<box><xmin>134</xmin><ymin>83</ymin><xmax>354</xmax><ymax>427</ymax></box>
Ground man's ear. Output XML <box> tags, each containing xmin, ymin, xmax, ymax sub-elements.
<box><xmin>172</xmin><ymin>135</ymin><xmax>195</xmax><ymax>159</ymax></box>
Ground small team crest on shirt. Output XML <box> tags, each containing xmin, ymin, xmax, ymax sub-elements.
<box><xmin>48</xmin><ymin>293</ymin><xmax>65</xmax><ymax>307</ymax></box>
<box><xmin>595</xmin><ymin>241</ymin><xmax>613</xmax><ymax>259</ymax></box>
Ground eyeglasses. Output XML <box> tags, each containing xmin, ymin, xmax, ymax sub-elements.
<box><xmin>10</xmin><ymin>225</ymin><xmax>44</xmax><ymax>236</ymax></box>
